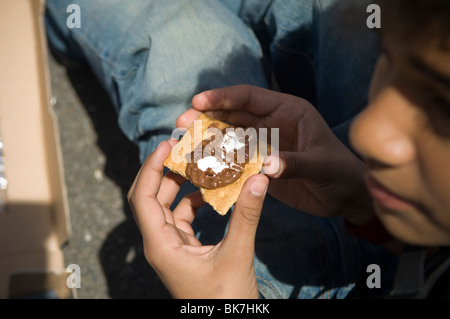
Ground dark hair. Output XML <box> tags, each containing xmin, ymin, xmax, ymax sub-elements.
<box><xmin>378</xmin><ymin>0</ymin><xmax>450</xmax><ymax>49</ymax></box>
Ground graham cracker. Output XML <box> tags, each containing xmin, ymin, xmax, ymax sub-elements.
<box><xmin>163</xmin><ymin>114</ymin><xmax>266</xmax><ymax>215</ymax></box>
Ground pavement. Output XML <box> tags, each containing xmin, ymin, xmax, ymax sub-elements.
<box><xmin>48</xmin><ymin>54</ymin><xmax>171</xmax><ymax>299</ymax></box>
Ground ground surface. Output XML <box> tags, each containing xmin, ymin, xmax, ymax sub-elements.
<box><xmin>48</xmin><ymin>54</ymin><xmax>171</xmax><ymax>299</ymax></box>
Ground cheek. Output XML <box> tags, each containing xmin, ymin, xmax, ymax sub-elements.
<box><xmin>377</xmin><ymin>204</ymin><xmax>450</xmax><ymax>246</ymax></box>
<box><xmin>418</xmin><ymin>137</ymin><xmax>450</xmax><ymax>222</ymax></box>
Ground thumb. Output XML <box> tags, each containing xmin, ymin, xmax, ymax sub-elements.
<box><xmin>263</xmin><ymin>151</ymin><xmax>316</xmax><ymax>179</ymax></box>
<box><xmin>221</xmin><ymin>174</ymin><xmax>268</xmax><ymax>255</ymax></box>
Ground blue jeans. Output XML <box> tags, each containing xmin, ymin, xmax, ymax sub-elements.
<box><xmin>45</xmin><ymin>0</ymin><xmax>398</xmax><ymax>298</ymax></box>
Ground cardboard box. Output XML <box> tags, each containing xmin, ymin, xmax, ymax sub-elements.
<box><xmin>0</xmin><ymin>0</ymin><xmax>71</xmax><ymax>298</ymax></box>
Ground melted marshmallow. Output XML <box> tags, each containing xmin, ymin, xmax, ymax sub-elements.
<box><xmin>197</xmin><ymin>131</ymin><xmax>245</xmax><ymax>173</ymax></box>
<box><xmin>222</xmin><ymin>131</ymin><xmax>245</xmax><ymax>156</ymax></box>
<box><xmin>197</xmin><ymin>156</ymin><xmax>228</xmax><ymax>174</ymax></box>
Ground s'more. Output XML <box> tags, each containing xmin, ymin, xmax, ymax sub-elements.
<box><xmin>163</xmin><ymin>114</ymin><xmax>269</xmax><ymax>215</ymax></box>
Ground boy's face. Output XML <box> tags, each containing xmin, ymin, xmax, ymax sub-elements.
<box><xmin>350</xmin><ymin>20</ymin><xmax>450</xmax><ymax>246</ymax></box>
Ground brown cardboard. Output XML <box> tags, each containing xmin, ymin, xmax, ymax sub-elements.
<box><xmin>0</xmin><ymin>0</ymin><xmax>71</xmax><ymax>298</ymax></box>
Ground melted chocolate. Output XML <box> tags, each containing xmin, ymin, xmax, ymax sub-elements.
<box><xmin>186</xmin><ymin>126</ymin><xmax>251</xmax><ymax>189</ymax></box>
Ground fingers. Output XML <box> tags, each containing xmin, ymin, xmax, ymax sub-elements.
<box><xmin>192</xmin><ymin>85</ymin><xmax>288</xmax><ymax>116</ymax></box>
<box><xmin>157</xmin><ymin>171</ymin><xmax>187</xmax><ymax>209</ymax></box>
<box><xmin>176</xmin><ymin>108</ymin><xmax>202</xmax><ymax>129</ymax></box>
<box><xmin>221</xmin><ymin>174</ymin><xmax>269</xmax><ymax>256</ymax></box>
<box><xmin>128</xmin><ymin>141</ymin><xmax>173</xmax><ymax>233</ymax></box>
<box><xmin>263</xmin><ymin>151</ymin><xmax>322</xmax><ymax>180</ymax></box>
<box><xmin>177</xmin><ymin>108</ymin><xmax>261</xmax><ymax>131</ymax></box>
<box><xmin>172</xmin><ymin>191</ymin><xmax>205</xmax><ymax>235</ymax></box>
<box><xmin>261</xmin><ymin>153</ymin><xmax>283</xmax><ymax>177</ymax></box>
<box><xmin>177</xmin><ymin>85</ymin><xmax>285</xmax><ymax>131</ymax></box>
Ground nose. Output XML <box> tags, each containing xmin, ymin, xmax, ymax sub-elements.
<box><xmin>350</xmin><ymin>87</ymin><xmax>417</xmax><ymax>168</ymax></box>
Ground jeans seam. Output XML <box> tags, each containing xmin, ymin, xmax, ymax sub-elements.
<box><xmin>256</xmin><ymin>275</ymin><xmax>282</xmax><ymax>299</ymax></box>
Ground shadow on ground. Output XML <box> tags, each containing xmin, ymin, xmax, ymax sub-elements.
<box><xmin>61</xmin><ymin>62</ymin><xmax>171</xmax><ymax>299</ymax></box>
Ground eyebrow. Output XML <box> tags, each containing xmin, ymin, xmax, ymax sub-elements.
<box><xmin>408</xmin><ymin>55</ymin><xmax>450</xmax><ymax>89</ymax></box>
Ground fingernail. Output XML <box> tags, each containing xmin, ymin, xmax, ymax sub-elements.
<box><xmin>250</xmin><ymin>179</ymin><xmax>268</xmax><ymax>197</ymax></box>
<box><xmin>262</xmin><ymin>155</ymin><xmax>282</xmax><ymax>177</ymax></box>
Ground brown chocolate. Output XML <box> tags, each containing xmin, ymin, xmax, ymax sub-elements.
<box><xmin>185</xmin><ymin>127</ymin><xmax>250</xmax><ymax>190</ymax></box>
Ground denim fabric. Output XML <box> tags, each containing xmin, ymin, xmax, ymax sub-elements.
<box><xmin>45</xmin><ymin>0</ymin><xmax>268</xmax><ymax>163</ymax></box>
<box><xmin>45</xmin><ymin>0</ymin><xmax>398</xmax><ymax>299</ymax></box>
<box><xmin>220</xmin><ymin>0</ymin><xmax>380</xmax><ymax>148</ymax></box>
<box><xmin>253</xmin><ymin>196</ymin><xmax>397</xmax><ymax>299</ymax></box>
